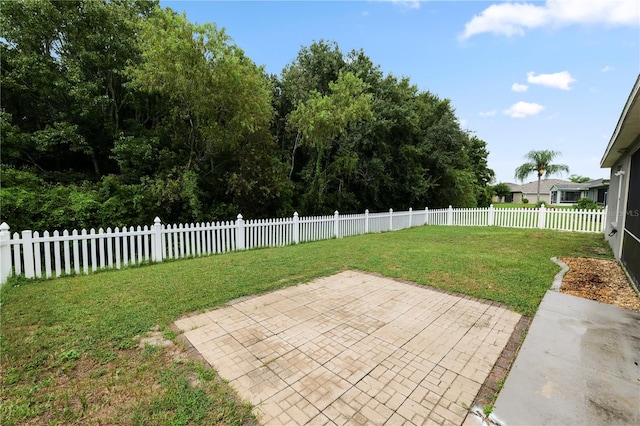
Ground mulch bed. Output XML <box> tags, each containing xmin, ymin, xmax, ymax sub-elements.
<box><xmin>559</xmin><ymin>257</ymin><xmax>640</xmax><ymax>312</ymax></box>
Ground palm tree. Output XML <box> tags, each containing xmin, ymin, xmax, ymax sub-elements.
<box><xmin>514</xmin><ymin>150</ymin><xmax>570</xmax><ymax>203</ymax></box>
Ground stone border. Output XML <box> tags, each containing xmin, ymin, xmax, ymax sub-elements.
<box><xmin>465</xmin><ymin>315</ymin><xmax>532</xmax><ymax>424</ymax></box>
<box><xmin>550</xmin><ymin>257</ymin><xmax>570</xmax><ymax>291</ymax></box>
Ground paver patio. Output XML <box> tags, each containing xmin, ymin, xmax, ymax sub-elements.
<box><xmin>174</xmin><ymin>271</ymin><xmax>521</xmax><ymax>425</ymax></box>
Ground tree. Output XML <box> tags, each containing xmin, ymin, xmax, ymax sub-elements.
<box><xmin>287</xmin><ymin>71</ymin><xmax>373</xmax><ymax>211</ymax></box>
<box><xmin>514</xmin><ymin>150</ymin><xmax>569</xmax><ymax>203</ymax></box>
<box><xmin>126</xmin><ymin>6</ymin><xmax>287</xmax><ymax>220</ymax></box>
<box><xmin>492</xmin><ymin>182</ymin><xmax>511</xmax><ymax>201</ymax></box>
<box><xmin>466</xmin><ymin>136</ymin><xmax>495</xmax><ymax>207</ymax></box>
<box><xmin>569</xmin><ymin>174</ymin><xmax>591</xmax><ymax>183</ymax></box>
<box><xmin>2</xmin><ymin>11</ymin><xmax>497</xmax><ymax>228</ymax></box>
<box><xmin>0</xmin><ymin>0</ymin><xmax>154</xmax><ymax>179</ymax></box>
<box><xmin>277</xmin><ymin>41</ymin><xmax>495</xmax><ymax>212</ymax></box>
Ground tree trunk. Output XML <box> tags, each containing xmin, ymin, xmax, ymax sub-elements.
<box><xmin>289</xmin><ymin>132</ymin><xmax>301</xmax><ymax>179</ymax></box>
<box><xmin>91</xmin><ymin>151</ymin><xmax>101</xmax><ymax>177</ymax></box>
<box><xmin>536</xmin><ymin>175</ymin><xmax>541</xmax><ymax>203</ymax></box>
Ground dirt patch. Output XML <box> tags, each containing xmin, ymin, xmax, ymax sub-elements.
<box><xmin>138</xmin><ymin>326</ymin><xmax>174</xmax><ymax>350</ymax></box>
<box><xmin>559</xmin><ymin>257</ymin><xmax>640</xmax><ymax>312</ymax></box>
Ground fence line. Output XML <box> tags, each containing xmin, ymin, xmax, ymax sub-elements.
<box><xmin>0</xmin><ymin>205</ymin><xmax>607</xmax><ymax>284</ymax></box>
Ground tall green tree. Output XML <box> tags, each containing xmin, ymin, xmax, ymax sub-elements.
<box><xmin>514</xmin><ymin>149</ymin><xmax>569</xmax><ymax>202</ymax></box>
<box><xmin>1</xmin><ymin>0</ymin><xmax>154</xmax><ymax>180</ymax></box>
<box><xmin>287</xmin><ymin>71</ymin><xmax>373</xmax><ymax>211</ymax></box>
<box><xmin>276</xmin><ymin>41</ymin><xmax>495</xmax><ymax>212</ymax></box>
<box><xmin>467</xmin><ymin>136</ymin><xmax>496</xmax><ymax>206</ymax></box>
<box><xmin>126</xmin><ymin>6</ymin><xmax>287</xmax><ymax>220</ymax></box>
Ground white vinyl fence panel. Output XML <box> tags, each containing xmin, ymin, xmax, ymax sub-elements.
<box><xmin>424</xmin><ymin>205</ymin><xmax>606</xmax><ymax>233</ymax></box>
<box><xmin>0</xmin><ymin>204</ymin><xmax>606</xmax><ymax>284</ymax></box>
<box><xmin>299</xmin><ymin>214</ymin><xmax>334</xmax><ymax>243</ymax></box>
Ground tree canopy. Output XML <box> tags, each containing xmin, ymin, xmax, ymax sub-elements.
<box><xmin>1</xmin><ymin>1</ymin><xmax>496</xmax><ymax>231</ymax></box>
<box><xmin>569</xmin><ymin>175</ymin><xmax>591</xmax><ymax>183</ymax></box>
<box><xmin>492</xmin><ymin>182</ymin><xmax>511</xmax><ymax>200</ymax></box>
<box><xmin>514</xmin><ymin>150</ymin><xmax>570</xmax><ymax>203</ymax></box>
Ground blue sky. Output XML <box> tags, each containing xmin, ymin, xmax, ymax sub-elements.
<box><xmin>161</xmin><ymin>0</ymin><xmax>639</xmax><ymax>185</ymax></box>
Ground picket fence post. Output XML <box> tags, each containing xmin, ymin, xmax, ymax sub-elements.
<box><xmin>365</xmin><ymin>209</ymin><xmax>369</xmax><ymax>234</ymax></box>
<box><xmin>488</xmin><ymin>204</ymin><xmax>495</xmax><ymax>226</ymax></box>
<box><xmin>409</xmin><ymin>207</ymin><xmax>413</xmax><ymax>227</ymax></box>
<box><xmin>153</xmin><ymin>217</ymin><xmax>163</xmax><ymax>262</ymax></box>
<box><xmin>538</xmin><ymin>204</ymin><xmax>547</xmax><ymax>229</ymax></box>
<box><xmin>293</xmin><ymin>212</ymin><xmax>300</xmax><ymax>244</ymax></box>
<box><xmin>21</xmin><ymin>230</ymin><xmax>35</xmax><ymax>279</ymax></box>
<box><xmin>424</xmin><ymin>207</ymin><xmax>429</xmax><ymax>225</ymax></box>
<box><xmin>389</xmin><ymin>208</ymin><xmax>393</xmax><ymax>231</ymax></box>
<box><xmin>0</xmin><ymin>223</ymin><xmax>11</xmax><ymax>284</ymax></box>
<box><xmin>447</xmin><ymin>205</ymin><xmax>453</xmax><ymax>226</ymax></box>
<box><xmin>236</xmin><ymin>214</ymin><xmax>245</xmax><ymax>250</ymax></box>
<box><xmin>334</xmin><ymin>211</ymin><xmax>340</xmax><ymax>238</ymax></box>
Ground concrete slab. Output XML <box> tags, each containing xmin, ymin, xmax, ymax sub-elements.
<box><xmin>491</xmin><ymin>291</ymin><xmax>640</xmax><ymax>426</ymax></box>
<box><xmin>175</xmin><ymin>271</ymin><xmax>521</xmax><ymax>425</ymax></box>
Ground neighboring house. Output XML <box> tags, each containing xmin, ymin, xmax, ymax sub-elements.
<box><xmin>601</xmin><ymin>74</ymin><xmax>639</xmax><ymax>291</ymax></box>
<box><xmin>549</xmin><ymin>178</ymin><xmax>609</xmax><ymax>206</ymax></box>
<box><xmin>506</xmin><ymin>179</ymin><xmax>569</xmax><ymax>204</ymax></box>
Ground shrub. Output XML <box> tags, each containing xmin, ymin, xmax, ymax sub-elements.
<box><xmin>522</xmin><ymin>198</ymin><xmax>529</xmax><ymax>204</ymax></box>
<box><xmin>574</xmin><ymin>198</ymin><xmax>602</xmax><ymax>210</ymax></box>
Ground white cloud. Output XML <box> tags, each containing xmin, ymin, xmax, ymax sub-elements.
<box><xmin>389</xmin><ymin>0</ymin><xmax>421</xmax><ymax>10</ymax></box>
<box><xmin>511</xmin><ymin>83</ymin><xmax>529</xmax><ymax>92</ymax></box>
<box><xmin>527</xmin><ymin>71</ymin><xmax>576</xmax><ymax>90</ymax></box>
<box><xmin>601</xmin><ymin>65</ymin><xmax>615</xmax><ymax>72</ymax></box>
<box><xmin>479</xmin><ymin>110</ymin><xmax>497</xmax><ymax>117</ymax></box>
<box><xmin>460</xmin><ymin>0</ymin><xmax>640</xmax><ymax>39</ymax></box>
<box><xmin>503</xmin><ymin>101</ymin><xmax>545</xmax><ymax>118</ymax></box>
<box><xmin>459</xmin><ymin>118</ymin><xmax>468</xmax><ymax>128</ymax></box>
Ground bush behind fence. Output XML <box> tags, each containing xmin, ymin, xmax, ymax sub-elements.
<box><xmin>0</xmin><ymin>205</ymin><xmax>606</xmax><ymax>284</ymax></box>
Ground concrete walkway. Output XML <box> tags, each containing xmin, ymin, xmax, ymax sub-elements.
<box><xmin>175</xmin><ymin>271</ymin><xmax>521</xmax><ymax>425</ymax></box>
<box><xmin>489</xmin><ymin>291</ymin><xmax>640</xmax><ymax>425</ymax></box>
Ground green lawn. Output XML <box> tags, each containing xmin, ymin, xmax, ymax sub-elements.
<box><xmin>0</xmin><ymin>226</ymin><xmax>612</xmax><ymax>425</ymax></box>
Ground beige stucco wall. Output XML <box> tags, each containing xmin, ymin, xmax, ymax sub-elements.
<box><xmin>605</xmin><ymin>139</ymin><xmax>638</xmax><ymax>260</ymax></box>
<box><xmin>513</xmin><ymin>192</ymin><xmax>551</xmax><ymax>204</ymax></box>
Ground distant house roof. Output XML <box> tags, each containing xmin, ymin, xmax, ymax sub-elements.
<box><xmin>508</xmin><ymin>179</ymin><xmax>570</xmax><ymax>194</ymax></box>
<box><xmin>550</xmin><ymin>178</ymin><xmax>610</xmax><ymax>191</ymax></box>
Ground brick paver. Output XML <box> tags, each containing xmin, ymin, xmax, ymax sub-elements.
<box><xmin>174</xmin><ymin>271</ymin><xmax>521</xmax><ymax>425</ymax></box>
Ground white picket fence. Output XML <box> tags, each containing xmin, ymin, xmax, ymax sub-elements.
<box><xmin>0</xmin><ymin>205</ymin><xmax>606</xmax><ymax>284</ymax></box>
<box><xmin>427</xmin><ymin>205</ymin><xmax>608</xmax><ymax>233</ymax></box>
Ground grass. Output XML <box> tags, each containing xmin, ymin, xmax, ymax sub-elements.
<box><xmin>0</xmin><ymin>225</ymin><xmax>613</xmax><ymax>425</ymax></box>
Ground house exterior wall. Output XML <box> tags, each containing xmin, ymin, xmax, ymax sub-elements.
<box><xmin>559</xmin><ymin>190</ymin><xmax>582</xmax><ymax>204</ymax></box>
<box><xmin>512</xmin><ymin>192</ymin><xmax>551</xmax><ymax>204</ymax></box>
<box><xmin>605</xmin><ymin>138</ymin><xmax>639</xmax><ymax>260</ymax></box>
<box><xmin>512</xmin><ymin>192</ymin><xmax>523</xmax><ymax>203</ymax></box>
<box><xmin>601</xmin><ymin>74</ymin><xmax>640</xmax><ymax>291</ymax></box>
<box><xmin>551</xmin><ymin>184</ymin><xmax>608</xmax><ymax>206</ymax></box>
<box><xmin>605</xmin><ymin>157</ymin><xmax>629</xmax><ymax>259</ymax></box>
<box><xmin>586</xmin><ymin>188</ymin><xmax>608</xmax><ymax>204</ymax></box>
<box><xmin>622</xmin><ymin>144</ymin><xmax>640</xmax><ymax>290</ymax></box>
